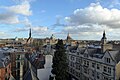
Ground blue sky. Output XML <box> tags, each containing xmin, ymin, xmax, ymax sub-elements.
<box><xmin>0</xmin><ymin>0</ymin><xmax>120</xmax><ymax>40</ymax></box>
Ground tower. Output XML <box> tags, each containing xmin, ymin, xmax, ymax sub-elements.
<box><xmin>26</xmin><ymin>28</ymin><xmax>32</xmax><ymax>44</ymax></box>
<box><xmin>101</xmin><ymin>30</ymin><xmax>107</xmax><ymax>53</ymax></box>
<box><xmin>50</xmin><ymin>34</ymin><xmax>56</xmax><ymax>44</ymax></box>
<box><xmin>101</xmin><ymin>30</ymin><xmax>107</xmax><ymax>44</ymax></box>
<box><xmin>29</xmin><ymin>28</ymin><xmax>31</xmax><ymax>38</ymax></box>
<box><xmin>67</xmin><ymin>33</ymin><xmax>72</xmax><ymax>41</ymax></box>
<box><xmin>66</xmin><ymin>33</ymin><xmax>72</xmax><ymax>44</ymax></box>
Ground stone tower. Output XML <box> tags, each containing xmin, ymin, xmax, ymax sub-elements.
<box><xmin>101</xmin><ymin>30</ymin><xmax>107</xmax><ymax>44</ymax></box>
<box><xmin>101</xmin><ymin>30</ymin><xmax>107</xmax><ymax>53</ymax></box>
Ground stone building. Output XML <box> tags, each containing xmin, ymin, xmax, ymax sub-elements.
<box><xmin>67</xmin><ymin>31</ymin><xmax>120</xmax><ymax>80</ymax></box>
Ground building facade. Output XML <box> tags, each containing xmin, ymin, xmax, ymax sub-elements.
<box><xmin>67</xmin><ymin>31</ymin><xmax>120</xmax><ymax>80</ymax></box>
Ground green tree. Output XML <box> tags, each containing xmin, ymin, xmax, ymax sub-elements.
<box><xmin>51</xmin><ymin>39</ymin><xmax>68</xmax><ymax>80</ymax></box>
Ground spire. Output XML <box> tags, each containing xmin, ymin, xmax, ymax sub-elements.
<box><xmin>26</xmin><ymin>28</ymin><xmax>32</xmax><ymax>43</ymax></box>
<box><xmin>101</xmin><ymin>30</ymin><xmax>107</xmax><ymax>45</ymax></box>
<box><xmin>29</xmin><ymin>28</ymin><xmax>31</xmax><ymax>38</ymax></box>
<box><xmin>50</xmin><ymin>34</ymin><xmax>55</xmax><ymax>40</ymax></box>
<box><xmin>101</xmin><ymin>30</ymin><xmax>108</xmax><ymax>53</ymax></box>
<box><xmin>67</xmin><ymin>32</ymin><xmax>72</xmax><ymax>40</ymax></box>
<box><xmin>102</xmin><ymin>30</ymin><xmax>107</xmax><ymax>39</ymax></box>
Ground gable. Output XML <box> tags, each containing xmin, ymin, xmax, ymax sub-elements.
<box><xmin>102</xmin><ymin>51</ymin><xmax>116</xmax><ymax>65</ymax></box>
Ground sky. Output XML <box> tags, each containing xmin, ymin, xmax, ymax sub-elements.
<box><xmin>0</xmin><ymin>0</ymin><xmax>120</xmax><ymax>40</ymax></box>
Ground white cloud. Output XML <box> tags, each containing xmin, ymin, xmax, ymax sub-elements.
<box><xmin>64</xmin><ymin>2</ymin><xmax>120</xmax><ymax>39</ymax></box>
<box><xmin>0</xmin><ymin>0</ymin><xmax>32</xmax><ymax>25</ymax></box>
<box><xmin>65</xmin><ymin>2</ymin><xmax>120</xmax><ymax>28</ymax></box>
<box><xmin>0</xmin><ymin>31</ymin><xmax>10</xmax><ymax>38</ymax></box>
<box><xmin>14</xmin><ymin>28</ymin><xmax>28</xmax><ymax>32</ymax></box>
<box><xmin>0</xmin><ymin>13</ymin><xmax>19</xmax><ymax>24</ymax></box>
<box><xmin>32</xmin><ymin>26</ymin><xmax>48</xmax><ymax>33</ymax></box>
<box><xmin>4</xmin><ymin>1</ymin><xmax>32</xmax><ymax>16</ymax></box>
<box><xmin>14</xmin><ymin>25</ymin><xmax>52</xmax><ymax>38</ymax></box>
<box><xmin>14</xmin><ymin>26</ymin><xmax>48</xmax><ymax>33</ymax></box>
<box><xmin>22</xmin><ymin>17</ymin><xmax>32</xmax><ymax>27</ymax></box>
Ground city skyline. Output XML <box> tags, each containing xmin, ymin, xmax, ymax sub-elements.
<box><xmin>0</xmin><ymin>0</ymin><xmax>120</xmax><ymax>40</ymax></box>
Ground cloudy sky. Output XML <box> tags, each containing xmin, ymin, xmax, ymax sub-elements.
<box><xmin>0</xmin><ymin>0</ymin><xmax>120</xmax><ymax>40</ymax></box>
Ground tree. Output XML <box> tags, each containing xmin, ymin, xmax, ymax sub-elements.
<box><xmin>51</xmin><ymin>39</ymin><xmax>68</xmax><ymax>80</ymax></box>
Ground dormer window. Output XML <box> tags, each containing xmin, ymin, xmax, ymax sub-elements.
<box><xmin>105</xmin><ymin>57</ymin><xmax>110</xmax><ymax>63</ymax></box>
<box><xmin>107</xmin><ymin>58</ymin><xmax>110</xmax><ymax>63</ymax></box>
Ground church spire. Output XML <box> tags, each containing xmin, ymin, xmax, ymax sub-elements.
<box><xmin>26</xmin><ymin>28</ymin><xmax>32</xmax><ymax>43</ymax></box>
<box><xmin>67</xmin><ymin>32</ymin><xmax>72</xmax><ymax>40</ymax></box>
<box><xmin>29</xmin><ymin>28</ymin><xmax>31</xmax><ymax>38</ymax></box>
<box><xmin>101</xmin><ymin>30</ymin><xmax>107</xmax><ymax>44</ymax></box>
<box><xmin>101</xmin><ymin>30</ymin><xmax>107</xmax><ymax>53</ymax></box>
<box><xmin>102</xmin><ymin>30</ymin><xmax>106</xmax><ymax>39</ymax></box>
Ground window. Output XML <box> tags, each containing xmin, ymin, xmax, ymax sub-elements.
<box><xmin>92</xmin><ymin>71</ymin><xmax>95</xmax><ymax>77</ymax></box>
<box><xmin>84</xmin><ymin>60</ymin><xmax>86</xmax><ymax>65</ymax></box>
<box><xmin>103</xmin><ymin>77</ymin><xmax>111</xmax><ymax>80</ymax></box>
<box><xmin>104</xmin><ymin>66</ymin><xmax>107</xmax><ymax>72</ymax></box>
<box><xmin>108</xmin><ymin>67</ymin><xmax>111</xmax><ymax>74</ymax></box>
<box><xmin>107</xmin><ymin>58</ymin><xmax>110</xmax><ymax>63</ymax></box>
<box><xmin>97</xmin><ymin>64</ymin><xmax>100</xmax><ymax>69</ymax></box>
<box><xmin>84</xmin><ymin>67</ymin><xmax>86</xmax><ymax>73</ymax></box>
<box><xmin>92</xmin><ymin>62</ymin><xmax>95</xmax><ymax>68</ymax></box>
<box><xmin>76</xmin><ymin>64</ymin><xmax>80</xmax><ymax>70</ymax></box>
<box><xmin>84</xmin><ymin>60</ymin><xmax>89</xmax><ymax>66</ymax></box>
<box><xmin>84</xmin><ymin>67</ymin><xmax>89</xmax><ymax>74</ymax></box>
<box><xmin>17</xmin><ymin>62</ymin><xmax>20</xmax><ymax>68</ymax></box>
<box><xmin>78</xmin><ymin>73</ymin><xmax>80</xmax><ymax>77</ymax></box>
<box><xmin>87</xmin><ymin>61</ymin><xmax>89</xmax><ymax>66</ymax></box>
<box><xmin>97</xmin><ymin>72</ymin><xmax>100</xmax><ymax>79</ymax></box>
<box><xmin>16</xmin><ymin>55</ymin><xmax>20</xmax><ymax>60</ymax></box>
<box><xmin>76</xmin><ymin>58</ymin><xmax>80</xmax><ymax>63</ymax></box>
<box><xmin>105</xmin><ymin>57</ymin><xmax>111</xmax><ymax>63</ymax></box>
<box><xmin>76</xmin><ymin>72</ymin><xmax>79</xmax><ymax>77</ymax></box>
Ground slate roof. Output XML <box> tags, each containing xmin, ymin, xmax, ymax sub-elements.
<box><xmin>68</xmin><ymin>45</ymin><xmax>120</xmax><ymax>63</ymax></box>
<box><xmin>108</xmin><ymin>50</ymin><xmax>120</xmax><ymax>63</ymax></box>
<box><xmin>0</xmin><ymin>50</ymin><xmax>10</xmax><ymax>68</ymax></box>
